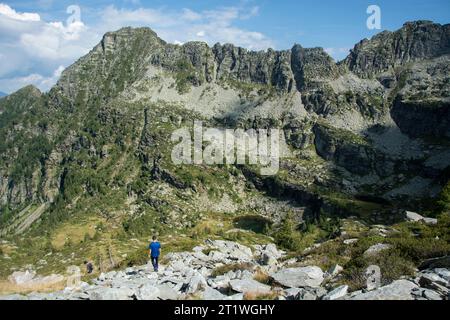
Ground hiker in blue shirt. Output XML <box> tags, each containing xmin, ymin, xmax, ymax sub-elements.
<box><xmin>148</xmin><ymin>235</ymin><xmax>161</xmax><ymax>272</ymax></box>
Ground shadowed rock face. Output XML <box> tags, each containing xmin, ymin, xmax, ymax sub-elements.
<box><xmin>391</xmin><ymin>98</ymin><xmax>450</xmax><ymax>139</ymax></box>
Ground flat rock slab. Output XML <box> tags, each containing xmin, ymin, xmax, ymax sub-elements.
<box><xmin>350</xmin><ymin>280</ymin><xmax>418</xmax><ymax>300</ymax></box>
<box><xmin>363</xmin><ymin>243</ymin><xmax>392</xmax><ymax>256</ymax></box>
<box><xmin>322</xmin><ymin>285</ymin><xmax>348</xmax><ymax>300</ymax></box>
<box><xmin>229</xmin><ymin>279</ymin><xmax>272</xmax><ymax>295</ymax></box>
<box><xmin>271</xmin><ymin>266</ymin><xmax>324</xmax><ymax>288</ymax></box>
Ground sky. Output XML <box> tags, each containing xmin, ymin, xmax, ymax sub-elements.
<box><xmin>0</xmin><ymin>0</ymin><xmax>449</xmax><ymax>94</ymax></box>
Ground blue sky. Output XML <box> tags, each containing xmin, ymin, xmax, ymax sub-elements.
<box><xmin>0</xmin><ymin>0</ymin><xmax>449</xmax><ymax>93</ymax></box>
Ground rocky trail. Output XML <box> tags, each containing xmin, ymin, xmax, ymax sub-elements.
<box><xmin>1</xmin><ymin>240</ymin><xmax>449</xmax><ymax>300</ymax></box>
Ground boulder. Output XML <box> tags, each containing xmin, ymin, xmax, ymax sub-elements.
<box><xmin>433</xmin><ymin>268</ymin><xmax>450</xmax><ymax>282</ymax></box>
<box><xmin>271</xmin><ymin>266</ymin><xmax>324</xmax><ymax>288</ymax></box>
<box><xmin>229</xmin><ymin>278</ymin><xmax>272</xmax><ymax>295</ymax></box>
<box><xmin>0</xmin><ymin>294</ymin><xmax>28</xmax><ymax>300</ymax></box>
<box><xmin>136</xmin><ymin>284</ymin><xmax>160</xmax><ymax>300</ymax></box>
<box><xmin>327</xmin><ymin>264</ymin><xmax>344</xmax><ymax>277</ymax></box>
<box><xmin>422</xmin><ymin>289</ymin><xmax>443</xmax><ymax>300</ymax></box>
<box><xmin>156</xmin><ymin>283</ymin><xmax>180</xmax><ymax>300</ymax></box>
<box><xmin>322</xmin><ymin>285</ymin><xmax>348</xmax><ymax>300</ymax></box>
<box><xmin>202</xmin><ymin>286</ymin><xmax>229</xmax><ymax>300</ymax></box>
<box><xmin>418</xmin><ymin>273</ymin><xmax>448</xmax><ymax>288</ymax></box>
<box><xmin>288</xmin><ymin>287</ymin><xmax>326</xmax><ymax>300</ymax></box>
<box><xmin>283</xmin><ymin>288</ymin><xmax>302</xmax><ymax>300</ymax></box>
<box><xmin>405</xmin><ymin>211</ymin><xmax>425</xmax><ymax>222</ymax></box>
<box><xmin>405</xmin><ymin>211</ymin><xmax>437</xmax><ymax>225</ymax></box>
<box><xmin>261</xmin><ymin>252</ymin><xmax>277</xmax><ymax>266</ymax></box>
<box><xmin>207</xmin><ymin>275</ymin><xmax>231</xmax><ymax>290</ymax></box>
<box><xmin>351</xmin><ymin>280</ymin><xmax>418</xmax><ymax>300</ymax></box>
<box><xmin>185</xmin><ymin>272</ymin><xmax>207</xmax><ymax>294</ymax></box>
<box><xmin>8</xmin><ymin>270</ymin><xmax>36</xmax><ymax>285</ymax></box>
<box><xmin>343</xmin><ymin>239</ymin><xmax>358</xmax><ymax>245</ymax></box>
<box><xmin>363</xmin><ymin>243</ymin><xmax>392</xmax><ymax>256</ymax></box>
<box><xmin>88</xmin><ymin>287</ymin><xmax>135</xmax><ymax>300</ymax></box>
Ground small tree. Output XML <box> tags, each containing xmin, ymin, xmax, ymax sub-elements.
<box><xmin>273</xmin><ymin>212</ymin><xmax>302</xmax><ymax>251</ymax></box>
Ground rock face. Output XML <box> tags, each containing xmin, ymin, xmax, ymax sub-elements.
<box><xmin>344</xmin><ymin>21</ymin><xmax>450</xmax><ymax>78</ymax></box>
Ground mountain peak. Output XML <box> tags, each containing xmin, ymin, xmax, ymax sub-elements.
<box><xmin>344</xmin><ymin>20</ymin><xmax>450</xmax><ymax>77</ymax></box>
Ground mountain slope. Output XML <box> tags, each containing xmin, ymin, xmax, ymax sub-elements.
<box><xmin>0</xmin><ymin>21</ymin><xmax>449</xmax><ymax>280</ymax></box>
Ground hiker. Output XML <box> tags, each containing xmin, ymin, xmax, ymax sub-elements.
<box><xmin>84</xmin><ymin>261</ymin><xmax>94</xmax><ymax>274</ymax></box>
<box><xmin>148</xmin><ymin>235</ymin><xmax>161</xmax><ymax>272</ymax></box>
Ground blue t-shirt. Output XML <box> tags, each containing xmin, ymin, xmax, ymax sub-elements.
<box><xmin>149</xmin><ymin>241</ymin><xmax>161</xmax><ymax>257</ymax></box>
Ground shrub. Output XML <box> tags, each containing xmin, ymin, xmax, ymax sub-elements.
<box><xmin>273</xmin><ymin>213</ymin><xmax>303</xmax><ymax>251</ymax></box>
<box><xmin>253</xmin><ymin>269</ymin><xmax>271</xmax><ymax>285</ymax></box>
<box><xmin>343</xmin><ymin>249</ymin><xmax>416</xmax><ymax>291</ymax></box>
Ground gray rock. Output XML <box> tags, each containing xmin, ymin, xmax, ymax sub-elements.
<box><xmin>88</xmin><ymin>287</ymin><xmax>135</xmax><ymax>300</ymax></box>
<box><xmin>422</xmin><ymin>289</ymin><xmax>442</xmax><ymax>300</ymax></box>
<box><xmin>405</xmin><ymin>211</ymin><xmax>425</xmax><ymax>222</ymax></box>
<box><xmin>202</xmin><ymin>286</ymin><xmax>228</xmax><ymax>300</ymax></box>
<box><xmin>229</xmin><ymin>278</ymin><xmax>272</xmax><ymax>295</ymax></box>
<box><xmin>363</xmin><ymin>243</ymin><xmax>392</xmax><ymax>256</ymax></box>
<box><xmin>419</xmin><ymin>273</ymin><xmax>449</xmax><ymax>287</ymax></box>
<box><xmin>283</xmin><ymin>288</ymin><xmax>302</xmax><ymax>300</ymax></box>
<box><xmin>136</xmin><ymin>284</ymin><xmax>160</xmax><ymax>300</ymax></box>
<box><xmin>423</xmin><ymin>217</ymin><xmax>438</xmax><ymax>225</ymax></box>
<box><xmin>404</xmin><ymin>211</ymin><xmax>437</xmax><ymax>225</ymax></box>
<box><xmin>261</xmin><ymin>252</ymin><xmax>277</xmax><ymax>266</ymax></box>
<box><xmin>327</xmin><ymin>264</ymin><xmax>344</xmax><ymax>277</ymax></box>
<box><xmin>433</xmin><ymin>268</ymin><xmax>450</xmax><ymax>282</ymax></box>
<box><xmin>8</xmin><ymin>270</ymin><xmax>36</xmax><ymax>285</ymax></box>
<box><xmin>351</xmin><ymin>280</ymin><xmax>418</xmax><ymax>300</ymax></box>
<box><xmin>156</xmin><ymin>283</ymin><xmax>180</xmax><ymax>300</ymax></box>
<box><xmin>185</xmin><ymin>272</ymin><xmax>207</xmax><ymax>294</ymax></box>
<box><xmin>293</xmin><ymin>288</ymin><xmax>319</xmax><ymax>300</ymax></box>
<box><xmin>271</xmin><ymin>266</ymin><xmax>324</xmax><ymax>288</ymax></box>
<box><xmin>343</xmin><ymin>238</ymin><xmax>358</xmax><ymax>245</ymax></box>
<box><xmin>207</xmin><ymin>275</ymin><xmax>231</xmax><ymax>290</ymax></box>
<box><xmin>322</xmin><ymin>285</ymin><xmax>348</xmax><ymax>300</ymax></box>
<box><xmin>0</xmin><ymin>294</ymin><xmax>29</xmax><ymax>300</ymax></box>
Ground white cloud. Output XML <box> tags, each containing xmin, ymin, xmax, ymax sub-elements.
<box><xmin>181</xmin><ymin>8</ymin><xmax>202</xmax><ymax>22</ymax></box>
<box><xmin>20</xmin><ymin>20</ymin><xmax>89</xmax><ymax>60</ymax></box>
<box><xmin>0</xmin><ymin>3</ymin><xmax>40</xmax><ymax>21</ymax></box>
<box><xmin>0</xmin><ymin>3</ymin><xmax>274</xmax><ymax>93</ymax></box>
<box><xmin>0</xmin><ymin>65</ymin><xmax>64</xmax><ymax>93</ymax></box>
<box><xmin>196</xmin><ymin>30</ymin><xmax>205</xmax><ymax>37</ymax></box>
<box><xmin>324</xmin><ymin>47</ymin><xmax>350</xmax><ymax>61</ymax></box>
<box><xmin>98</xmin><ymin>5</ymin><xmax>274</xmax><ymax>50</ymax></box>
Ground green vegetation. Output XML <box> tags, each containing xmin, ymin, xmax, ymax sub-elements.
<box><xmin>174</xmin><ymin>59</ymin><xmax>198</xmax><ymax>94</ymax></box>
<box><xmin>273</xmin><ymin>212</ymin><xmax>341</xmax><ymax>252</ymax></box>
<box><xmin>317</xmin><ymin>121</ymin><xmax>369</xmax><ymax>146</ymax></box>
<box><xmin>437</xmin><ymin>180</ymin><xmax>450</xmax><ymax>214</ymax></box>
